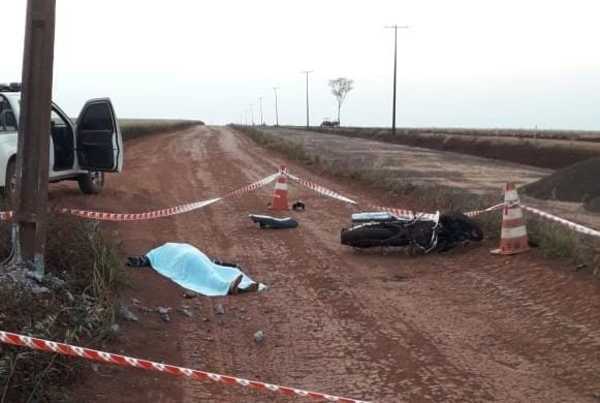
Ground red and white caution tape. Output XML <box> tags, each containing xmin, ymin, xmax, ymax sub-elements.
<box><xmin>0</xmin><ymin>330</ymin><xmax>370</xmax><ymax>403</ymax></box>
<box><xmin>223</xmin><ymin>172</ymin><xmax>279</xmax><ymax>198</ymax></box>
<box><xmin>60</xmin><ymin>198</ymin><xmax>223</xmax><ymax>222</ymax></box>
<box><xmin>358</xmin><ymin>203</ymin><xmax>505</xmax><ymax>221</ymax></box>
<box><xmin>464</xmin><ymin>202</ymin><xmax>506</xmax><ymax>218</ymax></box>
<box><xmin>0</xmin><ymin>173</ymin><xmax>279</xmax><ymax>222</ymax></box>
<box><xmin>369</xmin><ymin>203</ymin><xmax>504</xmax><ymax>223</ymax></box>
<box><xmin>521</xmin><ymin>204</ymin><xmax>600</xmax><ymax>238</ymax></box>
<box><xmin>366</xmin><ymin>205</ymin><xmax>437</xmax><ymax>220</ymax></box>
<box><xmin>285</xmin><ymin>173</ymin><xmax>358</xmax><ymax>205</ymax></box>
<box><xmin>285</xmin><ymin>172</ymin><xmax>506</xmax><ymax>221</ymax></box>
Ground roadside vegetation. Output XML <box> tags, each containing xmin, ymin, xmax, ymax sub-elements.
<box><xmin>0</xmin><ymin>117</ymin><xmax>200</xmax><ymax>401</ymax></box>
<box><xmin>120</xmin><ymin>119</ymin><xmax>204</xmax><ymax>141</ymax></box>
<box><xmin>0</xmin><ymin>214</ymin><xmax>124</xmax><ymax>402</ymax></box>
<box><xmin>309</xmin><ymin>126</ymin><xmax>600</xmax><ymax>143</ymax></box>
<box><xmin>234</xmin><ymin>125</ymin><xmax>600</xmax><ymax>276</ymax></box>
<box><xmin>304</xmin><ymin>126</ymin><xmax>600</xmax><ymax>170</ymax></box>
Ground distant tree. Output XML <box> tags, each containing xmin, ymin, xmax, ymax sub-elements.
<box><xmin>328</xmin><ymin>77</ymin><xmax>354</xmax><ymax>125</ymax></box>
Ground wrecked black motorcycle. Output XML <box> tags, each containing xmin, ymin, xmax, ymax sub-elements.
<box><xmin>341</xmin><ymin>211</ymin><xmax>483</xmax><ymax>252</ymax></box>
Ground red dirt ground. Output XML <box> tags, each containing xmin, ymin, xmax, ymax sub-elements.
<box><xmin>49</xmin><ymin>126</ymin><xmax>600</xmax><ymax>402</ymax></box>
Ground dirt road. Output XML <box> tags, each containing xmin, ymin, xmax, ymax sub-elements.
<box><xmin>54</xmin><ymin>126</ymin><xmax>600</xmax><ymax>402</ymax></box>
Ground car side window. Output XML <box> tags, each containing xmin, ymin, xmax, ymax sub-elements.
<box><xmin>51</xmin><ymin>109</ymin><xmax>68</xmax><ymax>128</ymax></box>
<box><xmin>0</xmin><ymin>97</ymin><xmax>17</xmax><ymax>132</ymax></box>
<box><xmin>80</xmin><ymin>103</ymin><xmax>114</xmax><ymax>132</ymax></box>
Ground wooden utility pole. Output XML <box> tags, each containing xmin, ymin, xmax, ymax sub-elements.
<box><xmin>385</xmin><ymin>25</ymin><xmax>408</xmax><ymax>136</ymax></box>
<box><xmin>301</xmin><ymin>71</ymin><xmax>313</xmax><ymax>129</ymax></box>
<box><xmin>13</xmin><ymin>0</ymin><xmax>56</xmax><ymax>277</ymax></box>
<box><xmin>273</xmin><ymin>87</ymin><xmax>279</xmax><ymax>127</ymax></box>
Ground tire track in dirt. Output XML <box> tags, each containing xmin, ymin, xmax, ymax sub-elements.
<box><xmin>175</xmin><ymin>127</ymin><xmax>380</xmax><ymax>401</ymax></box>
<box><xmin>210</xmin><ymin>127</ymin><xmax>600</xmax><ymax>402</ymax></box>
<box><xmin>61</xmin><ymin>125</ymin><xmax>600</xmax><ymax>402</ymax></box>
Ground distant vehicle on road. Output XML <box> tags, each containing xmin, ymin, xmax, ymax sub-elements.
<box><xmin>320</xmin><ymin>119</ymin><xmax>339</xmax><ymax>128</ymax></box>
<box><xmin>0</xmin><ymin>82</ymin><xmax>123</xmax><ymax>196</ymax></box>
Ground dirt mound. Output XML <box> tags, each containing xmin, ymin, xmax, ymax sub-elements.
<box><xmin>523</xmin><ymin>158</ymin><xmax>600</xmax><ymax>207</ymax></box>
<box><xmin>584</xmin><ymin>196</ymin><xmax>600</xmax><ymax>213</ymax></box>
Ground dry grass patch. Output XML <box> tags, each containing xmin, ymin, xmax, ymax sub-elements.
<box><xmin>0</xmin><ymin>214</ymin><xmax>124</xmax><ymax>402</ymax></box>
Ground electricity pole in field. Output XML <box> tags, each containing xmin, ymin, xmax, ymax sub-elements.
<box><xmin>11</xmin><ymin>0</ymin><xmax>56</xmax><ymax>277</ymax></box>
<box><xmin>273</xmin><ymin>87</ymin><xmax>279</xmax><ymax>127</ymax></box>
<box><xmin>301</xmin><ymin>71</ymin><xmax>313</xmax><ymax>129</ymax></box>
<box><xmin>385</xmin><ymin>25</ymin><xmax>408</xmax><ymax>136</ymax></box>
<box><xmin>249</xmin><ymin>104</ymin><xmax>255</xmax><ymax>126</ymax></box>
<box><xmin>258</xmin><ymin>97</ymin><xmax>264</xmax><ymax>126</ymax></box>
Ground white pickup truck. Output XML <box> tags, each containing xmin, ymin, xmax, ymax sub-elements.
<box><xmin>0</xmin><ymin>83</ymin><xmax>123</xmax><ymax>195</ymax></box>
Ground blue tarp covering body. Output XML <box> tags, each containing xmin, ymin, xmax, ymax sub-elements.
<box><xmin>146</xmin><ymin>243</ymin><xmax>264</xmax><ymax>296</ymax></box>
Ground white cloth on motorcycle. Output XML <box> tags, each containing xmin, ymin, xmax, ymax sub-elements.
<box><xmin>352</xmin><ymin>212</ymin><xmax>399</xmax><ymax>223</ymax></box>
<box><xmin>352</xmin><ymin>211</ymin><xmax>439</xmax><ymax>224</ymax></box>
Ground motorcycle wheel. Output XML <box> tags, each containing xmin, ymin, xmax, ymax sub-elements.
<box><xmin>341</xmin><ymin>226</ymin><xmax>405</xmax><ymax>248</ymax></box>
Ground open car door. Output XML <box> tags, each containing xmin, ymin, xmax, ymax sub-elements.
<box><xmin>76</xmin><ymin>98</ymin><xmax>123</xmax><ymax>172</ymax></box>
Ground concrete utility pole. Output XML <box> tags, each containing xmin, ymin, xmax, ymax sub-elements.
<box><xmin>258</xmin><ymin>97</ymin><xmax>264</xmax><ymax>125</ymax></box>
<box><xmin>12</xmin><ymin>0</ymin><xmax>57</xmax><ymax>277</ymax></box>
<box><xmin>249</xmin><ymin>104</ymin><xmax>255</xmax><ymax>126</ymax></box>
<box><xmin>273</xmin><ymin>87</ymin><xmax>279</xmax><ymax>127</ymax></box>
<box><xmin>301</xmin><ymin>71</ymin><xmax>313</xmax><ymax>129</ymax></box>
<box><xmin>385</xmin><ymin>25</ymin><xmax>408</xmax><ymax>136</ymax></box>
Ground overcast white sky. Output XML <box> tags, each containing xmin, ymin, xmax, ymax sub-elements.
<box><xmin>2</xmin><ymin>0</ymin><xmax>600</xmax><ymax>129</ymax></box>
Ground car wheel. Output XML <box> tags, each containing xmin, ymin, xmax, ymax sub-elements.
<box><xmin>78</xmin><ymin>171</ymin><xmax>105</xmax><ymax>194</ymax></box>
<box><xmin>4</xmin><ymin>159</ymin><xmax>16</xmax><ymax>206</ymax></box>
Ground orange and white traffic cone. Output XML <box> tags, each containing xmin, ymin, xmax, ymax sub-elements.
<box><xmin>491</xmin><ymin>182</ymin><xmax>530</xmax><ymax>255</ymax></box>
<box><xmin>269</xmin><ymin>165</ymin><xmax>290</xmax><ymax>211</ymax></box>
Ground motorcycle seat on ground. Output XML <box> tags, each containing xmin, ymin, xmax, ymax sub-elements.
<box><xmin>249</xmin><ymin>214</ymin><xmax>299</xmax><ymax>229</ymax></box>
